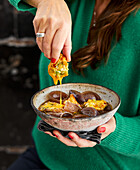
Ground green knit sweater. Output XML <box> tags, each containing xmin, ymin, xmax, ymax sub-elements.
<box><xmin>9</xmin><ymin>0</ymin><xmax>140</xmax><ymax>169</ymax></box>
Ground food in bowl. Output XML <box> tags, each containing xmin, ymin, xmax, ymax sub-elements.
<box><xmin>31</xmin><ymin>83</ymin><xmax>120</xmax><ymax>131</ymax></box>
<box><xmin>38</xmin><ymin>90</ymin><xmax>112</xmax><ymax>119</ymax></box>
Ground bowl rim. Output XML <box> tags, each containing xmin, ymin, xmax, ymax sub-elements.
<box><xmin>31</xmin><ymin>83</ymin><xmax>121</xmax><ymax>121</ymax></box>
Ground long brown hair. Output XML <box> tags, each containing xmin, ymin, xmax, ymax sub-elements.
<box><xmin>72</xmin><ymin>0</ymin><xmax>140</xmax><ymax>73</ymax></box>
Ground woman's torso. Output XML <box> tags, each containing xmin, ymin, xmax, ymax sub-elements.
<box><xmin>33</xmin><ymin>0</ymin><xmax>140</xmax><ymax>169</ymax></box>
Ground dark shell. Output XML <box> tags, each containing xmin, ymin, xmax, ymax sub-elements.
<box><xmin>104</xmin><ymin>103</ymin><xmax>112</xmax><ymax>111</ymax></box>
<box><xmin>69</xmin><ymin>90</ymin><xmax>85</xmax><ymax>104</ymax></box>
<box><xmin>82</xmin><ymin>91</ymin><xmax>101</xmax><ymax>101</ymax></box>
<box><xmin>98</xmin><ymin>103</ymin><xmax>112</xmax><ymax>115</ymax></box>
<box><xmin>61</xmin><ymin>112</ymin><xmax>73</xmax><ymax>118</ymax></box>
<box><xmin>47</xmin><ymin>91</ymin><xmax>68</xmax><ymax>103</ymax></box>
<box><xmin>81</xmin><ymin>107</ymin><xmax>98</xmax><ymax>117</ymax></box>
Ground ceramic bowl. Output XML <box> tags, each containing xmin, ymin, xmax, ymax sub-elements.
<box><xmin>31</xmin><ymin>83</ymin><xmax>121</xmax><ymax>131</ymax></box>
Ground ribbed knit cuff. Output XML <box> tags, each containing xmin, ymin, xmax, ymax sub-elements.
<box><xmin>9</xmin><ymin>0</ymin><xmax>36</xmax><ymax>14</ymax></box>
<box><xmin>100</xmin><ymin>112</ymin><xmax>140</xmax><ymax>156</ymax></box>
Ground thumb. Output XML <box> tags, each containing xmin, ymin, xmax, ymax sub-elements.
<box><xmin>97</xmin><ymin>124</ymin><xmax>110</xmax><ymax>140</ymax></box>
<box><xmin>97</xmin><ymin>125</ymin><xmax>107</xmax><ymax>134</ymax></box>
<box><xmin>97</xmin><ymin>117</ymin><xmax>116</xmax><ymax>134</ymax></box>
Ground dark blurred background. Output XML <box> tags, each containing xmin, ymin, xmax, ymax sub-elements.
<box><xmin>0</xmin><ymin>1</ymin><xmax>41</xmax><ymax>169</ymax></box>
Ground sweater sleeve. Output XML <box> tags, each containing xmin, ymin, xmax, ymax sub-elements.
<box><xmin>8</xmin><ymin>0</ymin><xmax>36</xmax><ymax>14</ymax></box>
<box><xmin>100</xmin><ymin>10</ymin><xmax>140</xmax><ymax>157</ymax></box>
<box><xmin>100</xmin><ymin>111</ymin><xmax>140</xmax><ymax>158</ymax></box>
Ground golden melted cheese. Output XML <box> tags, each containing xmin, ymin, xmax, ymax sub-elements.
<box><xmin>83</xmin><ymin>99</ymin><xmax>107</xmax><ymax>111</ymax></box>
<box><xmin>39</xmin><ymin>101</ymin><xmax>64</xmax><ymax>112</ymax></box>
<box><xmin>48</xmin><ymin>54</ymin><xmax>69</xmax><ymax>85</ymax></box>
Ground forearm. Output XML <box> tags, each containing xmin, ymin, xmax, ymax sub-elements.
<box><xmin>100</xmin><ymin>112</ymin><xmax>140</xmax><ymax>158</ymax></box>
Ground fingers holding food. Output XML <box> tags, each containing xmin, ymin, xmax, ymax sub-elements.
<box><xmin>32</xmin><ymin>0</ymin><xmax>72</xmax><ymax>61</ymax></box>
<box><xmin>62</xmin><ymin>30</ymin><xmax>72</xmax><ymax>62</ymax></box>
<box><xmin>51</xmin><ymin>28</ymin><xmax>68</xmax><ymax>62</ymax></box>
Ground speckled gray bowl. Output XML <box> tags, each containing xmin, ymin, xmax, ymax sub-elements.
<box><xmin>31</xmin><ymin>83</ymin><xmax>121</xmax><ymax>131</ymax></box>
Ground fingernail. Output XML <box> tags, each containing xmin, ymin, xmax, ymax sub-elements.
<box><xmin>68</xmin><ymin>134</ymin><xmax>73</xmax><ymax>139</ymax></box>
<box><xmin>68</xmin><ymin>57</ymin><xmax>71</xmax><ymax>62</ymax></box>
<box><xmin>53</xmin><ymin>133</ymin><xmax>58</xmax><ymax>138</ymax></box>
<box><xmin>51</xmin><ymin>58</ymin><xmax>56</xmax><ymax>63</ymax></box>
<box><xmin>99</xmin><ymin>127</ymin><xmax>106</xmax><ymax>133</ymax></box>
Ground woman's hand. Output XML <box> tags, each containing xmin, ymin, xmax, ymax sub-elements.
<box><xmin>97</xmin><ymin>116</ymin><xmax>116</xmax><ymax>140</ymax></box>
<box><xmin>45</xmin><ymin>116</ymin><xmax>116</xmax><ymax>148</ymax></box>
<box><xmin>32</xmin><ymin>0</ymin><xmax>72</xmax><ymax>62</ymax></box>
